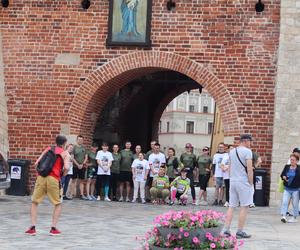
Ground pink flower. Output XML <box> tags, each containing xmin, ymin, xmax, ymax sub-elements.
<box><xmin>192</xmin><ymin>237</ymin><xmax>200</xmax><ymax>244</ymax></box>
<box><xmin>184</xmin><ymin>232</ymin><xmax>189</xmax><ymax>237</ymax></box>
<box><xmin>221</xmin><ymin>242</ymin><xmax>225</xmax><ymax>247</ymax></box>
<box><xmin>210</xmin><ymin>243</ymin><xmax>216</xmax><ymax>249</ymax></box>
<box><xmin>239</xmin><ymin>240</ymin><xmax>244</xmax><ymax>246</ymax></box>
<box><xmin>179</xmin><ymin>227</ymin><xmax>184</xmax><ymax>232</ymax></box>
<box><xmin>178</xmin><ymin>234</ymin><xmax>182</xmax><ymax>239</ymax></box>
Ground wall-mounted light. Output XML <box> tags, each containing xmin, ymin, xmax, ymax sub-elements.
<box><xmin>255</xmin><ymin>0</ymin><xmax>264</xmax><ymax>13</ymax></box>
<box><xmin>198</xmin><ymin>87</ymin><xmax>202</xmax><ymax>94</ymax></box>
<box><xmin>81</xmin><ymin>0</ymin><xmax>91</xmax><ymax>10</ymax></box>
<box><xmin>1</xmin><ymin>0</ymin><xmax>9</xmax><ymax>8</ymax></box>
<box><xmin>166</xmin><ymin>0</ymin><xmax>175</xmax><ymax>11</ymax></box>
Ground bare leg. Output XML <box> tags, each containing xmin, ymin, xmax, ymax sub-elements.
<box><xmin>86</xmin><ymin>179</ymin><xmax>91</xmax><ymax>196</ymax></box>
<box><xmin>126</xmin><ymin>182</ymin><xmax>131</xmax><ymax>199</ymax></box>
<box><xmin>51</xmin><ymin>204</ymin><xmax>62</xmax><ymax>228</ymax></box>
<box><xmin>237</xmin><ymin>206</ymin><xmax>249</xmax><ymax>231</ymax></box>
<box><xmin>79</xmin><ymin>180</ymin><xmax>84</xmax><ymax>196</ymax></box>
<box><xmin>71</xmin><ymin>178</ymin><xmax>77</xmax><ymax>197</ymax></box>
<box><xmin>199</xmin><ymin>189</ymin><xmax>204</xmax><ymax>201</ymax></box>
<box><xmin>30</xmin><ymin>202</ymin><xmax>38</xmax><ymax>226</ymax></box>
<box><xmin>119</xmin><ymin>182</ymin><xmax>124</xmax><ymax>199</ymax></box>
<box><xmin>91</xmin><ymin>180</ymin><xmax>96</xmax><ymax>196</ymax></box>
<box><xmin>203</xmin><ymin>191</ymin><xmax>207</xmax><ymax>201</ymax></box>
<box><xmin>224</xmin><ymin>207</ymin><xmax>234</xmax><ymax>231</ymax></box>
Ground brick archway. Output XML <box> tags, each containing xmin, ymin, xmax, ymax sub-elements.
<box><xmin>68</xmin><ymin>51</ymin><xmax>240</xmax><ymax>141</ymax></box>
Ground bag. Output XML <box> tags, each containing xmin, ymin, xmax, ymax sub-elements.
<box><xmin>278</xmin><ymin>178</ymin><xmax>284</xmax><ymax>193</ymax></box>
<box><xmin>36</xmin><ymin>146</ymin><xmax>58</xmax><ymax>177</ymax></box>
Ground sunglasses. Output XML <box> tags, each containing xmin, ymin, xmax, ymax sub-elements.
<box><xmin>202</xmin><ymin>149</ymin><xmax>208</xmax><ymax>151</ymax></box>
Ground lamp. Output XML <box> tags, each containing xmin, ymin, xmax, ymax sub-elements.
<box><xmin>1</xmin><ymin>0</ymin><xmax>9</xmax><ymax>8</ymax></box>
<box><xmin>255</xmin><ymin>0</ymin><xmax>264</xmax><ymax>13</ymax></box>
<box><xmin>166</xmin><ymin>0</ymin><xmax>175</xmax><ymax>11</ymax></box>
<box><xmin>81</xmin><ymin>0</ymin><xmax>91</xmax><ymax>10</ymax></box>
<box><xmin>198</xmin><ymin>87</ymin><xmax>202</xmax><ymax>94</ymax></box>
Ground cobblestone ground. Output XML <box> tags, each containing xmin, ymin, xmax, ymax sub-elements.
<box><xmin>0</xmin><ymin>188</ymin><xmax>300</xmax><ymax>250</ymax></box>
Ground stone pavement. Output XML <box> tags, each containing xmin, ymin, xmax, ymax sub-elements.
<box><xmin>0</xmin><ymin>190</ymin><xmax>300</xmax><ymax>250</ymax></box>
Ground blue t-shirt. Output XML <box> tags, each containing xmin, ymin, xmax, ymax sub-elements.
<box><xmin>285</xmin><ymin>168</ymin><xmax>298</xmax><ymax>191</ymax></box>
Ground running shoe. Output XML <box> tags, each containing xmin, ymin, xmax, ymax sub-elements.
<box><xmin>236</xmin><ymin>231</ymin><xmax>251</xmax><ymax>239</ymax></box>
<box><xmin>224</xmin><ymin>201</ymin><xmax>229</xmax><ymax>207</ymax></box>
<box><xmin>96</xmin><ymin>196</ymin><xmax>101</xmax><ymax>201</ymax></box>
<box><xmin>25</xmin><ymin>226</ymin><xmax>36</xmax><ymax>236</ymax></box>
<box><xmin>281</xmin><ymin>216</ymin><xmax>287</xmax><ymax>223</ymax></box>
<box><xmin>119</xmin><ymin>196</ymin><xmax>124</xmax><ymax>202</ymax></box>
<box><xmin>104</xmin><ymin>197</ymin><xmax>111</xmax><ymax>202</ymax></box>
<box><xmin>288</xmin><ymin>217</ymin><xmax>298</xmax><ymax>223</ymax></box>
<box><xmin>49</xmin><ymin>227</ymin><xmax>61</xmax><ymax>236</ymax></box>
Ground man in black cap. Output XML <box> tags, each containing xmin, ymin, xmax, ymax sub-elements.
<box><xmin>223</xmin><ymin>134</ymin><xmax>253</xmax><ymax>239</ymax></box>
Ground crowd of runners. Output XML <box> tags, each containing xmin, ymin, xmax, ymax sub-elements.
<box><xmin>60</xmin><ymin>135</ymin><xmax>261</xmax><ymax>207</ymax></box>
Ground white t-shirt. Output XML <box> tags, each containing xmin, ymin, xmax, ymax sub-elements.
<box><xmin>148</xmin><ymin>152</ymin><xmax>166</xmax><ymax>177</ymax></box>
<box><xmin>213</xmin><ymin>152</ymin><xmax>226</xmax><ymax>178</ymax></box>
<box><xmin>67</xmin><ymin>154</ymin><xmax>73</xmax><ymax>175</ymax></box>
<box><xmin>96</xmin><ymin>150</ymin><xmax>113</xmax><ymax>175</ymax></box>
<box><xmin>221</xmin><ymin>153</ymin><xmax>230</xmax><ymax>180</ymax></box>
<box><xmin>131</xmin><ymin>159</ymin><xmax>150</xmax><ymax>182</ymax></box>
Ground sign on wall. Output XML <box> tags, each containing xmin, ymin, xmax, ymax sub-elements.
<box><xmin>11</xmin><ymin>165</ymin><xmax>21</xmax><ymax>180</ymax></box>
<box><xmin>106</xmin><ymin>0</ymin><xmax>152</xmax><ymax>47</ymax></box>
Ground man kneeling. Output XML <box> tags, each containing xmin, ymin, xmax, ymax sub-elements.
<box><xmin>25</xmin><ymin>135</ymin><xmax>70</xmax><ymax>236</ymax></box>
<box><xmin>150</xmin><ymin>167</ymin><xmax>170</xmax><ymax>204</ymax></box>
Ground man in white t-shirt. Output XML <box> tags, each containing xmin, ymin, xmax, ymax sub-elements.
<box><xmin>96</xmin><ymin>142</ymin><xmax>113</xmax><ymax>201</ymax></box>
<box><xmin>212</xmin><ymin>142</ymin><xmax>226</xmax><ymax>206</ymax></box>
<box><xmin>223</xmin><ymin>134</ymin><xmax>253</xmax><ymax>239</ymax></box>
<box><xmin>148</xmin><ymin>143</ymin><xmax>166</xmax><ymax>179</ymax></box>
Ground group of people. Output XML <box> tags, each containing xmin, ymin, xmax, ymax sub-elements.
<box><xmin>61</xmin><ymin>136</ymin><xmax>214</xmax><ymax>206</ymax></box>
<box><xmin>25</xmin><ymin>133</ymin><xmax>259</xmax><ymax>239</ymax></box>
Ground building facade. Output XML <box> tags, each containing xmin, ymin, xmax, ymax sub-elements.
<box><xmin>159</xmin><ymin>89</ymin><xmax>214</xmax><ymax>155</ymax></box>
<box><xmin>0</xmin><ymin>0</ymin><xmax>285</xmax><ymax>204</ymax></box>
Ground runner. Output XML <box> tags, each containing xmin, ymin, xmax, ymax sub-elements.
<box><xmin>197</xmin><ymin>146</ymin><xmax>212</xmax><ymax>206</ymax></box>
<box><xmin>62</xmin><ymin>144</ymin><xmax>74</xmax><ymax>200</ymax></box>
<box><xmin>86</xmin><ymin>143</ymin><xmax>98</xmax><ymax>201</ymax></box>
<box><xmin>180</xmin><ymin>143</ymin><xmax>197</xmax><ymax>205</ymax></box>
<box><xmin>166</xmin><ymin>147</ymin><xmax>180</xmax><ymax>183</ymax></box>
<box><xmin>96</xmin><ymin>142</ymin><xmax>113</xmax><ymax>201</ymax></box>
<box><xmin>110</xmin><ymin>144</ymin><xmax>121</xmax><ymax>201</ymax></box>
<box><xmin>131</xmin><ymin>152</ymin><xmax>150</xmax><ymax>203</ymax></box>
<box><xmin>221</xmin><ymin>145</ymin><xmax>234</xmax><ymax>207</ymax></box>
<box><xmin>150</xmin><ymin>166</ymin><xmax>170</xmax><ymax>204</ymax></box>
<box><xmin>119</xmin><ymin>141</ymin><xmax>134</xmax><ymax>202</ymax></box>
<box><xmin>169</xmin><ymin>168</ymin><xmax>190</xmax><ymax>206</ymax></box>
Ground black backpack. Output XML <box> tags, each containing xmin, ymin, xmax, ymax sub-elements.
<box><xmin>36</xmin><ymin>146</ymin><xmax>58</xmax><ymax>177</ymax></box>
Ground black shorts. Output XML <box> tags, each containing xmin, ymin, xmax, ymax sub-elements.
<box><xmin>72</xmin><ymin>167</ymin><xmax>86</xmax><ymax>180</ymax></box>
<box><xmin>119</xmin><ymin>171</ymin><xmax>132</xmax><ymax>183</ymax></box>
<box><xmin>199</xmin><ymin>174</ymin><xmax>210</xmax><ymax>191</ymax></box>
<box><xmin>176</xmin><ymin>192</ymin><xmax>183</xmax><ymax>200</ymax></box>
<box><xmin>146</xmin><ymin>176</ymin><xmax>153</xmax><ymax>187</ymax></box>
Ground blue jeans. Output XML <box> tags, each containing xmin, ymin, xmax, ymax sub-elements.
<box><xmin>280</xmin><ymin>189</ymin><xmax>300</xmax><ymax>217</ymax></box>
<box><xmin>61</xmin><ymin>175</ymin><xmax>72</xmax><ymax>196</ymax></box>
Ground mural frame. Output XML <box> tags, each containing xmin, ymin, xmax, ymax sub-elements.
<box><xmin>106</xmin><ymin>0</ymin><xmax>153</xmax><ymax>47</ymax></box>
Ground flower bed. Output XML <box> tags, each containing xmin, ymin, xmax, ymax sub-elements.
<box><xmin>139</xmin><ymin>210</ymin><xmax>243</xmax><ymax>250</ymax></box>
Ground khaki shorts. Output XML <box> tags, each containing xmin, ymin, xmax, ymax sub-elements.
<box><xmin>32</xmin><ymin>176</ymin><xmax>62</xmax><ymax>205</ymax></box>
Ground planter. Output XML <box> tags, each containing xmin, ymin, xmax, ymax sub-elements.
<box><xmin>158</xmin><ymin>225</ymin><xmax>223</xmax><ymax>242</ymax></box>
<box><xmin>149</xmin><ymin>245</ymin><xmax>233</xmax><ymax>250</ymax></box>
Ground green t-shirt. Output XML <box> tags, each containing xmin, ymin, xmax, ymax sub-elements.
<box><xmin>154</xmin><ymin>175</ymin><xmax>169</xmax><ymax>189</ymax></box>
<box><xmin>172</xmin><ymin>176</ymin><xmax>190</xmax><ymax>194</ymax></box>
<box><xmin>166</xmin><ymin>157</ymin><xmax>179</xmax><ymax>179</ymax></box>
<box><xmin>111</xmin><ymin>152</ymin><xmax>121</xmax><ymax>174</ymax></box>
<box><xmin>197</xmin><ymin>155</ymin><xmax>212</xmax><ymax>175</ymax></box>
<box><xmin>180</xmin><ymin>153</ymin><xmax>197</xmax><ymax>171</ymax></box>
<box><xmin>87</xmin><ymin>151</ymin><xmax>97</xmax><ymax>167</ymax></box>
<box><xmin>73</xmin><ymin>144</ymin><xmax>86</xmax><ymax>165</ymax></box>
<box><xmin>145</xmin><ymin>150</ymin><xmax>154</xmax><ymax>160</ymax></box>
<box><xmin>120</xmin><ymin>149</ymin><xmax>134</xmax><ymax>172</ymax></box>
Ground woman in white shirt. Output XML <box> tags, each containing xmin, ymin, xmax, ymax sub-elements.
<box><xmin>221</xmin><ymin>145</ymin><xmax>233</xmax><ymax>207</ymax></box>
<box><xmin>62</xmin><ymin>144</ymin><xmax>74</xmax><ymax>200</ymax></box>
<box><xmin>131</xmin><ymin>152</ymin><xmax>150</xmax><ymax>204</ymax></box>
<box><xmin>96</xmin><ymin>142</ymin><xmax>113</xmax><ymax>202</ymax></box>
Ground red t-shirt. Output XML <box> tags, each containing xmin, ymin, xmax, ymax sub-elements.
<box><xmin>40</xmin><ymin>146</ymin><xmax>64</xmax><ymax>181</ymax></box>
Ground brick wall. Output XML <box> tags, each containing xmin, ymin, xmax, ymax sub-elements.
<box><xmin>0</xmin><ymin>0</ymin><xmax>280</xmax><ymax>193</ymax></box>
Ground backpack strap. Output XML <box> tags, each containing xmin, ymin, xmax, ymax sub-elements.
<box><xmin>235</xmin><ymin>148</ymin><xmax>248</xmax><ymax>173</ymax></box>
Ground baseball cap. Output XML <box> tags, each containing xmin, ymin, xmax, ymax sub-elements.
<box><xmin>185</xmin><ymin>143</ymin><xmax>193</xmax><ymax>148</ymax></box>
<box><xmin>240</xmin><ymin>134</ymin><xmax>252</xmax><ymax>141</ymax></box>
<box><xmin>293</xmin><ymin>148</ymin><xmax>300</xmax><ymax>153</ymax></box>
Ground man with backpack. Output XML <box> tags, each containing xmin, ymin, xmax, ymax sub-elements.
<box><xmin>25</xmin><ymin>135</ymin><xmax>70</xmax><ymax>236</ymax></box>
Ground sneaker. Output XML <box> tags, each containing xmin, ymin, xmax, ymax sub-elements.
<box><xmin>91</xmin><ymin>195</ymin><xmax>97</xmax><ymax>201</ymax></box>
<box><xmin>224</xmin><ymin>201</ymin><xmax>229</xmax><ymax>207</ymax></box>
<box><xmin>25</xmin><ymin>226</ymin><xmax>36</xmax><ymax>236</ymax></box>
<box><xmin>49</xmin><ymin>227</ymin><xmax>61</xmax><ymax>236</ymax></box>
<box><xmin>96</xmin><ymin>196</ymin><xmax>101</xmax><ymax>201</ymax></box>
<box><xmin>286</xmin><ymin>212</ymin><xmax>293</xmax><ymax>217</ymax></box>
<box><xmin>104</xmin><ymin>197</ymin><xmax>111</xmax><ymax>202</ymax></box>
<box><xmin>288</xmin><ymin>217</ymin><xmax>298</xmax><ymax>223</ymax></box>
<box><xmin>222</xmin><ymin>230</ymin><xmax>231</xmax><ymax>237</ymax></box>
<box><xmin>63</xmin><ymin>196</ymin><xmax>72</xmax><ymax>200</ymax></box>
<box><xmin>119</xmin><ymin>196</ymin><xmax>124</xmax><ymax>202</ymax></box>
<box><xmin>87</xmin><ymin>195</ymin><xmax>93</xmax><ymax>201</ymax></box>
<box><xmin>141</xmin><ymin>199</ymin><xmax>146</xmax><ymax>204</ymax></box>
<box><xmin>281</xmin><ymin>216</ymin><xmax>287</xmax><ymax>223</ymax></box>
<box><xmin>212</xmin><ymin>199</ymin><xmax>218</xmax><ymax>206</ymax></box>
<box><xmin>169</xmin><ymin>201</ymin><xmax>174</xmax><ymax>206</ymax></box>
<box><xmin>192</xmin><ymin>200</ymin><xmax>197</xmax><ymax>205</ymax></box>
<box><xmin>236</xmin><ymin>231</ymin><xmax>251</xmax><ymax>239</ymax></box>
<box><xmin>126</xmin><ymin>197</ymin><xmax>130</xmax><ymax>202</ymax></box>
<box><xmin>199</xmin><ymin>200</ymin><xmax>208</xmax><ymax>206</ymax></box>
<box><xmin>80</xmin><ymin>195</ymin><xmax>88</xmax><ymax>200</ymax></box>
<box><xmin>218</xmin><ymin>200</ymin><xmax>223</xmax><ymax>206</ymax></box>
<box><xmin>132</xmin><ymin>199</ymin><xmax>136</xmax><ymax>203</ymax></box>
<box><xmin>249</xmin><ymin>203</ymin><xmax>255</xmax><ymax>208</ymax></box>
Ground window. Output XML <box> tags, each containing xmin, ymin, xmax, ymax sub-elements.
<box><xmin>186</xmin><ymin>121</ymin><xmax>194</xmax><ymax>134</ymax></box>
<box><xmin>167</xmin><ymin>122</ymin><xmax>170</xmax><ymax>133</ymax></box>
<box><xmin>203</xmin><ymin>106</ymin><xmax>208</xmax><ymax>113</ymax></box>
<box><xmin>189</xmin><ymin>105</ymin><xmax>195</xmax><ymax>112</ymax></box>
<box><xmin>208</xmin><ymin>122</ymin><xmax>213</xmax><ymax>134</ymax></box>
